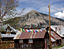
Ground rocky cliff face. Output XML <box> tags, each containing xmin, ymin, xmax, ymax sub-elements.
<box><xmin>4</xmin><ymin>10</ymin><xmax>64</xmax><ymax>28</ymax></box>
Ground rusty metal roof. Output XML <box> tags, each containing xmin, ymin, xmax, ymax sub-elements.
<box><xmin>51</xmin><ymin>31</ymin><xmax>61</xmax><ymax>40</ymax></box>
<box><xmin>33</xmin><ymin>30</ymin><xmax>46</xmax><ymax>39</ymax></box>
<box><xmin>19</xmin><ymin>30</ymin><xmax>46</xmax><ymax>39</ymax></box>
<box><xmin>14</xmin><ymin>28</ymin><xmax>61</xmax><ymax>41</ymax></box>
<box><xmin>14</xmin><ymin>31</ymin><xmax>21</xmax><ymax>39</ymax></box>
<box><xmin>19</xmin><ymin>32</ymin><xmax>32</xmax><ymax>39</ymax></box>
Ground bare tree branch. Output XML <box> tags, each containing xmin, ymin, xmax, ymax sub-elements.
<box><xmin>0</xmin><ymin>0</ymin><xmax>18</xmax><ymax>18</ymax></box>
<box><xmin>1</xmin><ymin>11</ymin><xmax>7</xmax><ymax>18</ymax></box>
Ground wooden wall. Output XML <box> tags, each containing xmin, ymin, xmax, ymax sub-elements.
<box><xmin>0</xmin><ymin>41</ymin><xmax>14</xmax><ymax>49</ymax></box>
<box><xmin>14</xmin><ymin>39</ymin><xmax>45</xmax><ymax>49</ymax></box>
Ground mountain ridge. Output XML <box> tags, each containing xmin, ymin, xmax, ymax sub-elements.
<box><xmin>4</xmin><ymin>10</ymin><xmax>64</xmax><ymax>28</ymax></box>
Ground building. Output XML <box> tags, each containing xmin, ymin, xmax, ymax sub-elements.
<box><xmin>51</xmin><ymin>25</ymin><xmax>64</xmax><ymax>44</ymax></box>
<box><xmin>0</xmin><ymin>24</ymin><xmax>18</xmax><ymax>41</ymax></box>
<box><xmin>0</xmin><ymin>24</ymin><xmax>18</xmax><ymax>49</ymax></box>
<box><xmin>46</xmin><ymin>27</ymin><xmax>62</xmax><ymax>46</ymax></box>
<box><xmin>14</xmin><ymin>29</ymin><xmax>49</xmax><ymax>49</ymax></box>
<box><xmin>14</xmin><ymin>28</ymin><xmax>62</xmax><ymax>49</ymax></box>
<box><xmin>0</xmin><ymin>24</ymin><xmax>17</xmax><ymax>41</ymax></box>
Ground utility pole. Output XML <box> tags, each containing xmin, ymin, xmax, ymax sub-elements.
<box><xmin>0</xmin><ymin>0</ymin><xmax>1</xmax><ymax>41</ymax></box>
<box><xmin>49</xmin><ymin>3</ymin><xmax>52</xmax><ymax>49</ymax></box>
<box><xmin>0</xmin><ymin>0</ymin><xmax>2</xmax><ymax>49</ymax></box>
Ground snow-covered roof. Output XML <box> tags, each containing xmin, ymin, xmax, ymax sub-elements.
<box><xmin>1</xmin><ymin>34</ymin><xmax>15</xmax><ymax>38</ymax></box>
<box><xmin>2</xmin><ymin>24</ymin><xmax>17</xmax><ymax>32</ymax></box>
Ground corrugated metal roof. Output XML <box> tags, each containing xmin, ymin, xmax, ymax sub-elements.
<box><xmin>19</xmin><ymin>32</ymin><xmax>32</xmax><ymax>39</ymax></box>
<box><xmin>51</xmin><ymin>37</ymin><xmax>56</xmax><ymax>42</ymax></box>
<box><xmin>47</xmin><ymin>27</ymin><xmax>62</xmax><ymax>40</ymax></box>
<box><xmin>14</xmin><ymin>31</ymin><xmax>21</xmax><ymax>39</ymax></box>
<box><xmin>19</xmin><ymin>30</ymin><xmax>46</xmax><ymax>39</ymax></box>
<box><xmin>14</xmin><ymin>28</ymin><xmax>61</xmax><ymax>41</ymax></box>
<box><xmin>33</xmin><ymin>30</ymin><xmax>46</xmax><ymax>39</ymax></box>
<box><xmin>51</xmin><ymin>31</ymin><xmax>61</xmax><ymax>40</ymax></box>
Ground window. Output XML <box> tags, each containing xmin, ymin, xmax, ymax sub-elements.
<box><xmin>63</xmin><ymin>34</ymin><xmax>64</xmax><ymax>36</ymax></box>
<box><xmin>19</xmin><ymin>40</ymin><xmax>23</xmax><ymax>43</ymax></box>
<box><xmin>28</xmin><ymin>39</ymin><xmax>33</xmax><ymax>43</ymax></box>
<box><xmin>55</xmin><ymin>27</ymin><xmax>57</xmax><ymax>32</ymax></box>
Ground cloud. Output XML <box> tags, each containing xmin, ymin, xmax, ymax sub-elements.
<box><xmin>55</xmin><ymin>11</ymin><xmax>64</xmax><ymax>19</ymax></box>
<box><xmin>57</xmin><ymin>8</ymin><xmax>64</xmax><ymax>11</ymax></box>
<box><xmin>39</xmin><ymin>6</ymin><xmax>58</xmax><ymax>15</ymax></box>
<box><xmin>4</xmin><ymin>0</ymin><xmax>64</xmax><ymax>20</ymax></box>
<box><xmin>19</xmin><ymin>0</ymin><xmax>64</xmax><ymax>14</ymax></box>
<box><xmin>39</xmin><ymin>4</ymin><xmax>64</xmax><ymax>19</ymax></box>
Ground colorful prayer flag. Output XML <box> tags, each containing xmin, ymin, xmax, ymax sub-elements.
<box><xmin>37</xmin><ymin>29</ymin><xmax>39</xmax><ymax>32</ymax></box>
<box><xmin>39</xmin><ymin>29</ymin><xmax>42</xmax><ymax>31</ymax></box>
<box><xmin>33</xmin><ymin>30</ymin><xmax>35</xmax><ymax>33</ymax></box>
<box><xmin>35</xmin><ymin>30</ymin><xmax>38</xmax><ymax>33</ymax></box>
<box><xmin>28</xmin><ymin>29</ymin><xmax>31</xmax><ymax>32</ymax></box>
<box><xmin>25</xmin><ymin>29</ymin><xmax>28</xmax><ymax>32</ymax></box>
<box><xmin>19</xmin><ymin>28</ymin><xmax>22</xmax><ymax>32</ymax></box>
<box><xmin>23</xmin><ymin>29</ymin><xmax>25</xmax><ymax>32</ymax></box>
<box><xmin>30</xmin><ymin>29</ymin><xmax>33</xmax><ymax>33</ymax></box>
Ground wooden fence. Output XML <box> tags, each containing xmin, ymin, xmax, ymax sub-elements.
<box><xmin>0</xmin><ymin>41</ymin><xmax>14</xmax><ymax>49</ymax></box>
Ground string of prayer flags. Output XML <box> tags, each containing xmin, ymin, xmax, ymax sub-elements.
<box><xmin>21</xmin><ymin>28</ymin><xmax>46</xmax><ymax>32</ymax></box>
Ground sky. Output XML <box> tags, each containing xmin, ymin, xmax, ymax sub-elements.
<box><xmin>16</xmin><ymin>0</ymin><xmax>64</xmax><ymax>19</ymax></box>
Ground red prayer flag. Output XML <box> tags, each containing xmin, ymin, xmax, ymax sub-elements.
<box><xmin>25</xmin><ymin>29</ymin><xmax>28</xmax><ymax>32</ymax></box>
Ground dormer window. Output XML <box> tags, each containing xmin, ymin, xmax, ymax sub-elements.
<box><xmin>55</xmin><ymin>27</ymin><xmax>57</xmax><ymax>32</ymax></box>
<box><xmin>59</xmin><ymin>28</ymin><xmax>60</xmax><ymax>30</ymax></box>
<box><xmin>6</xmin><ymin>26</ymin><xmax>11</xmax><ymax>32</ymax></box>
<box><xmin>63</xmin><ymin>34</ymin><xmax>64</xmax><ymax>36</ymax></box>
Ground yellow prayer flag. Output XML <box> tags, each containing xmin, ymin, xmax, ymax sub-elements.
<box><xmin>20</xmin><ymin>28</ymin><xmax>22</xmax><ymax>32</ymax></box>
